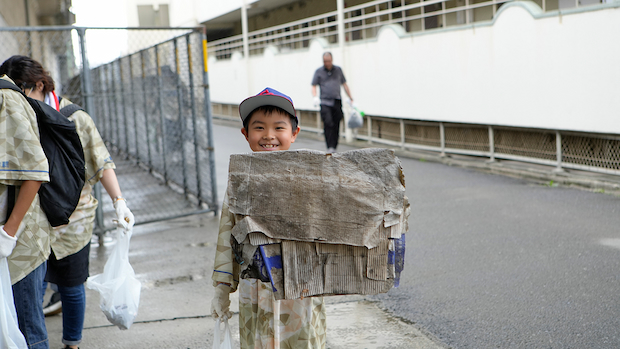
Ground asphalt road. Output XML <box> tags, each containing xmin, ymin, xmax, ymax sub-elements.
<box><xmin>371</xmin><ymin>147</ymin><xmax>620</xmax><ymax>348</ymax></box>
<box><xmin>214</xmin><ymin>121</ymin><xmax>620</xmax><ymax>349</ymax></box>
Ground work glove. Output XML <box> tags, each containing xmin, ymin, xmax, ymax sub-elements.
<box><xmin>0</xmin><ymin>225</ymin><xmax>17</xmax><ymax>259</ymax></box>
<box><xmin>313</xmin><ymin>96</ymin><xmax>320</xmax><ymax>108</ymax></box>
<box><xmin>113</xmin><ymin>199</ymin><xmax>135</xmax><ymax>230</ymax></box>
<box><xmin>211</xmin><ymin>283</ymin><xmax>233</xmax><ymax>321</ymax></box>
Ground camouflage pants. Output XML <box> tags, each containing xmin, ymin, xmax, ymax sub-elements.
<box><xmin>238</xmin><ymin>279</ymin><xmax>326</xmax><ymax>349</ymax></box>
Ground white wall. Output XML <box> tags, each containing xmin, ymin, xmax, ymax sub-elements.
<box><xmin>208</xmin><ymin>2</ymin><xmax>620</xmax><ymax>134</ymax></box>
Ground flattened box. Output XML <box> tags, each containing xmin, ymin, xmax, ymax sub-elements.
<box><xmin>228</xmin><ymin>149</ymin><xmax>409</xmax><ymax>300</ymax></box>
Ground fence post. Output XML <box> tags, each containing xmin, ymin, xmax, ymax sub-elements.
<box><xmin>554</xmin><ymin>131</ymin><xmax>564</xmax><ymax>172</ymax></box>
<box><xmin>119</xmin><ymin>58</ymin><xmax>130</xmax><ymax>155</ymax></box>
<box><xmin>440</xmin><ymin>122</ymin><xmax>446</xmax><ymax>157</ymax></box>
<box><xmin>155</xmin><ymin>45</ymin><xmax>169</xmax><ymax>182</ymax></box>
<box><xmin>77</xmin><ymin>27</ymin><xmax>104</xmax><ymax>237</ymax></box>
<box><xmin>140</xmin><ymin>51</ymin><xmax>153</xmax><ymax>170</ymax></box>
<box><xmin>174</xmin><ymin>38</ymin><xmax>189</xmax><ymax>197</ymax></box>
<box><xmin>187</xmin><ymin>34</ymin><xmax>204</xmax><ymax>205</ymax></box>
<box><xmin>400</xmin><ymin>119</ymin><xmax>405</xmax><ymax>150</ymax></box>
<box><xmin>104</xmin><ymin>65</ymin><xmax>113</xmax><ymax>142</ymax></box>
<box><xmin>367</xmin><ymin>116</ymin><xmax>372</xmax><ymax>144</ymax></box>
<box><xmin>201</xmin><ymin>29</ymin><xmax>219</xmax><ymax>210</ymax></box>
<box><xmin>110</xmin><ymin>62</ymin><xmax>120</xmax><ymax>148</ymax></box>
<box><xmin>488</xmin><ymin>125</ymin><xmax>495</xmax><ymax>162</ymax></box>
<box><xmin>129</xmin><ymin>55</ymin><xmax>140</xmax><ymax>163</ymax></box>
<box><xmin>316</xmin><ymin>111</ymin><xmax>321</xmax><ymax>132</ymax></box>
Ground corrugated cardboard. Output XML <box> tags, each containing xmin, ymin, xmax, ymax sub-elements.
<box><xmin>227</xmin><ymin>149</ymin><xmax>409</xmax><ymax>300</ymax></box>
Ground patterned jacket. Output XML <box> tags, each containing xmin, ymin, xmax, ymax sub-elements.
<box><xmin>0</xmin><ymin>75</ymin><xmax>52</xmax><ymax>284</ymax></box>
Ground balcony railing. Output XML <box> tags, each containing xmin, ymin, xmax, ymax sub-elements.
<box><xmin>207</xmin><ymin>0</ymin><xmax>604</xmax><ymax>59</ymax></box>
<box><xmin>212</xmin><ymin>103</ymin><xmax>620</xmax><ymax>176</ymax></box>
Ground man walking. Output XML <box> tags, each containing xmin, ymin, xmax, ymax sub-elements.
<box><xmin>311</xmin><ymin>52</ymin><xmax>353</xmax><ymax>153</ymax></box>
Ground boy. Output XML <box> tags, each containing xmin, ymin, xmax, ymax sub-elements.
<box><xmin>211</xmin><ymin>88</ymin><xmax>326</xmax><ymax>349</ymax></box>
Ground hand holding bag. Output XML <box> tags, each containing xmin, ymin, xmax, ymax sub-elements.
<box><xmin>212</xmin><ymin>318</ymin><xmax>233</xmax><ymax>349</ymax></box>
<box><xmin>0</xmin><ymin>258</ymin><xmax>28</xmax><ymax>349</ymax></box>
<box><xmin>87</xmin><ymin>228</ymin><xmax>141</xmax><ymax>330</ymax></box>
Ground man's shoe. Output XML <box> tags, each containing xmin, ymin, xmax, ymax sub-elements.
<box><xmin>43</xmin><ymin>291</ymin><xmax>62</xmax><ymax>316</ymax></box>
<box><xmin>327</xmin><ymin>147</ymin><xmax>337</xmax><ymax>153</ymax></box>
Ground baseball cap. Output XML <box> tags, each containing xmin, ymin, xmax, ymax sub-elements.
<box><xmin>239</xmin><ymin>87</ymin><xmax>297</xmax><ymax>122</ymax></box>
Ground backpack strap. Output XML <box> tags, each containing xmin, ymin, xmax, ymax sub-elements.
<box><xmin>59</xmin><ymin>103</ymin><xmax>84</xmax><ymax>118</ymax></box>
<box><xmin>6</xmin><ymin>186</ymin><xmax>15</xmax><ymax>220</ymax></box>
<box><xmin>0</xmin><ymin>79</ymin><xmax>24</xmax><ymax>95</ymax></box>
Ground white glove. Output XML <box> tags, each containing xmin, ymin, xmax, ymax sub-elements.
<box><xmin>211</xmin><ymin>283</ymin><xmax>233</xmax><ymax>321</ymax></box>
<box><xmin>113</xmin><ymin>199</ymin><xmax>135</xmax><ymax>230</ymax></box>
<box><xmin>313</xmin><ymin>96</ymin><xmax>320</xmax><ymax>107</ymax></box>
<box><xmin>0</xmin><ymin>225</ymin><xmax>17</xmax><ymax>259</ymax></box>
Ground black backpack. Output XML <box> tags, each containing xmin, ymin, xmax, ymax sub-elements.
<box><xmin>0</xmin><ymin>80</ymin><xmax>85</xmax><ymax>227</ymax></box>
<box><xmin>57</xmin><ymin>97</ymin><xmax>85</xmax><ymax>118</ymax></box>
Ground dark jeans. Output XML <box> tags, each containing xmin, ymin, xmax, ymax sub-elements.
<box><xmin>320</xmin><ymin>99</ymin><xmax>343</xmax><ymax>149</ymax></box>
<box><xmin>13</xmin><ymin>262</ymin><xmax>49</xmax><ymax>349</ymax></box>
<box><xmin>57</xmin><ymin>283</ymin><xmax>86</xmax><ymax>346</ymax></box>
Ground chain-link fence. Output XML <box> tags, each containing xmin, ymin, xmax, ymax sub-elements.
<box><xmin>0</xmin><ymin>26</ymin><xmax>218</xmax><ymax>233</ymax></box>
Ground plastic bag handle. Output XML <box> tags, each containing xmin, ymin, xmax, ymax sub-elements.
<box><xmin>213</xmin><ymin>318</ymin><xmax>233</xmax><ymax>349</ymax></box>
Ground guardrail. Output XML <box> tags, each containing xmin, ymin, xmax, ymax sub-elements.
<box><xmin>208</xmin><ymin>0</ymin><xmax>604</xmax><ymax>59</ymax></box>
<box><xmin>212</xmin><ymin>103</ymin><xmax>620</xmax><ymax>176</ymax></box>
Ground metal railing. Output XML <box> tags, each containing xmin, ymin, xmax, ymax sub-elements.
<box><xmin>0</xmin><ymin>26</ymin><xmax>218</xmax><ymax>232</ymax></box>
<box><xmin>212</xmin><ymin>103</ymin><xmax>620</xmax><ymax>176</ymax></box>
<box><xmin>207</xmin><ymin>0</ymin><xmax>607</xmax><ymax>59</ymax></box>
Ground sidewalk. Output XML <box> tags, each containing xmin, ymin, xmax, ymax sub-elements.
<box><xmin>45</xmin><ymin>212</ymin><xmax>443</xmax><ymax>348</ymax></box>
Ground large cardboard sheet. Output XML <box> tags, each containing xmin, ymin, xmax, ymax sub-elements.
<box><xmin>227</xmin><ymin>149</ymin><xmax>409</xmax><ymax>299</ymax></box>
<box><xmin>228</xmin><ymin>148</ymin><xmax>406</xmax><ymax>249</ymax></box>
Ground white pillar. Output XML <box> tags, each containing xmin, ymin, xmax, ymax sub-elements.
<box><xmin>337</xmin><ymin>0</ymin><xmax>353</xmax><ymax>142</ymax></box>
<box><xmin>242</xmin><ymin>0</ymin><xmax>251</xmax><ymax>95</ymax></box>
<box><xmin>241</xmin><ymin>1</ymin><xmax>249</xmax><ymax>58</ymax></box>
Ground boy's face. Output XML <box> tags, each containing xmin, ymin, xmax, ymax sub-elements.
<box><xmin>241</xmin><ymin>109</ymin><xmax>300</xmax><ymax>152</ymax></box>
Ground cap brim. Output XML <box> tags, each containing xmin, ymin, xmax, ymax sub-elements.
<box><xmin>239</xmin><ymin>94</ymin><xmax>296</xmax><ymax>122</ymax></box>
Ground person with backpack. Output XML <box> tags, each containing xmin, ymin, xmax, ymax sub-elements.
<box><xmin>0</xmin><ymin>72</ymin><xmax>53</xmax><ymax>349</ymax></box>
<box><xmin>0</xmin><ymin>55</ymin><xmax>135</xmax><ymax>349</ymax></box>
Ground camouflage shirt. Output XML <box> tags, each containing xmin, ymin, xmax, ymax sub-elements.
<box><xmin>51</xmin><ymin>98</ymin><xmax>115</xmax><ymax>260</ymax></box>
<box><xmin>0</xmin><ymin>75</ymin><xmax>52</xmax><ymax>285</ymax></box>
<box><xmin>212</xmin><ymin>193</ymin><xmax>241</xmax><ymax>290</ymax></box>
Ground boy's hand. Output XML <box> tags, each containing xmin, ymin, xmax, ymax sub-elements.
<box><xmin>211</xmin><ymin>283</ymin><xmax>233</xmax><ymax>320</ymax></box>
<box><xmin>0</xmin><ymin>225</ymin><xmax>17</xmax><ymax>259</ymax></box>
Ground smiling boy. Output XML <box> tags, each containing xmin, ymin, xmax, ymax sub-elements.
<box><xmin>211</xmin><ymin>88</ymin><xmax>326</xmax><ymax>348</ymax></box>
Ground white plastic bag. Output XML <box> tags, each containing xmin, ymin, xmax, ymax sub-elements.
<box><xmin>0</xmin><ymin>258</ymin><xmax>28</xmax><ymax>349</ymax></box>
<box><xmin>212</xmin><ymin>318</ymin><xmax>233</xmax><ymax>349</ymax></box>
<box><xmin>87</xmin><ymin>228</ymin><xmax>141</xmax><ymax>330</ymax></box>
<box><xmin>347</xmin><ymin>104</ymin><xmax>364</xmax><ymax>129</ymax></box>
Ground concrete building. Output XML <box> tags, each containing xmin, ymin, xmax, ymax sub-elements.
<box><xmin>0</xmin><ymin>0</ymin><xmax>76</xmax><ymax>93</ymax></box>
<box><xmin>197</xmin><ymin>0</ymin><xmax>620</xmax><ymax>136</ymax></box>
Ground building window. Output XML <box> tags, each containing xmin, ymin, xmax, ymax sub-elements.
<box><xmin>137</xmin><ymin>4</ymin><xmax>170</xmax><ymax>27</ymax></box>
